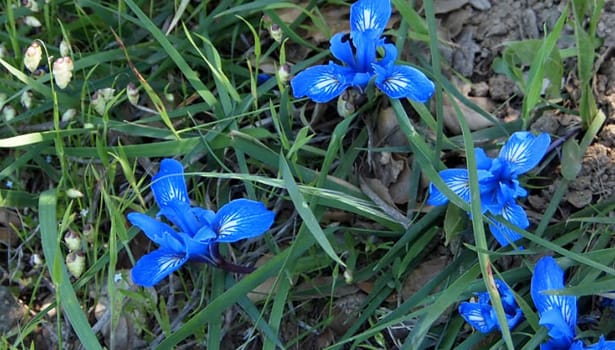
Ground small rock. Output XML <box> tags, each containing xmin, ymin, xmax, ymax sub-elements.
<box><xmin>488</xmin><ymin>74</ymin><xmax>517</xmax><ymax>101</ymax></box>
<box><xmin>469</xmin><ymin>0</ymin><xmax>491</xmax><ymax>11</ymax></box>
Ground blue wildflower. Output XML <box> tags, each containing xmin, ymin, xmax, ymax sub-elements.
<box><xmin>458</xmin><ymin>279</ymin><xmax>523</xmax><ymax>333</ymax></box>
<box><xmin>290</xmin><ymin>0</ymin><xmax>435</xmax><ymax>103</ymax></box>
<box><xmin>427</xmin><ymin>131</ymin><xmax>551</xmax><ymax>246</ymax></box>
<box><xmin>128</xmin><ymin>159</ymin><xmax>275</xmax><ymax>287</ymax></box>
<box><xmin>531</xmin><ymin>256</ymin><xmax>615</xmax><ymax>350</ymax></box>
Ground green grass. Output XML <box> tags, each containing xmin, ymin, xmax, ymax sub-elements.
<box><xmin>1</xmin><ymin>0</ymin><xmax>614</xmax><ymax>349</ymax></box>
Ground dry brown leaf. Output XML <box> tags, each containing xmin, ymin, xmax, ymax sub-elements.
<box><xmin>442</xmin><ymin>77</ymin><xmax>496</xmax><ymax>134</ymax></box>
<box><xmin>0</xmin><ymin>208</ymin><xmax>21</xmax><ymax>248</ymax></box>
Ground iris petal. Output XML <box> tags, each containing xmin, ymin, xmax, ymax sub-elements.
<box><xmin>531</xmin><ymin>256</ymin><xmax>577</xmax><ymax>333</ymax></box>
<box><xmin>127</xmin><ymin>212</ymin><xmax>184</xmax><ymax>252</ymax></box>
<box><xmin>427</xmin><ymin>169</ymin><xmax>471</xmax><ymax>206</ymax></box>
<box><xmin>458</xmin><ymin>302</ymin><xmax>497</xmax><ymax>333</ymax></box>
<box><xmin>488</xmin><ymin>200</ymin><xmax>527</xmax><ymax>246</ymax></box>
<box><xmin>373</xmin><ymin>64</ymin><xmax>435</xmax><ymax>101</ymax></box>
<box><xmin>475</xmin><ymin>148</ymin><xmax>493</xmax><ymax>170</ymax></box>
<box><xmin>499</xmin><ymin>132</ymin><xmax>551</xmax><ymax>175</ymax></box>
<box><xmin>152</xmin><ymin>159</ymin><xmax>190</xmax><ymax>208</ymax></box>
<box><xmin>158</xmin><ymin>200</ymin><xmax>201</xmax><ymax>236</ymax></box>
<box><xmin>330</xmin><ymin>32</ymin><xmax>356</xmax><ymax>68</ymax></box>
<box><xmin>290</xmin><ymin>63</ymin><xmax>351</xmax><ymax>103</ymax></box>
<box><xmin>131</xmin><ymin>249</ymin><xmax>188</xmax><ymax>287</ymax></box>
<box><xmin>350</xmin><ymin>0</ymin><xmax>391</xmax><ymax>35</ymax></box>
<box><xmin>213</xmin><ymin>199</ymin><xmax>275</xmax><ymax>243</ymax></box>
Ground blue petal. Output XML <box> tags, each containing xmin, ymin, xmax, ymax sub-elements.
<box><xmin>191</xmin><ymin>207</ymin><xmax>215</xmax><ymax>226</ymax></box>
<box><xmin>127</xmin><ymin>212</ymin><xmax>184</xmax><ymax>252</ymax></box>
<box><xmin>351</xmin><ymin>30</ymin><xmax>378</xmax><ymax>72</ymax></box>
<box><xmin>131</xmin><ymin>248</ymin><xmax>188</xmax><ymax>287</ymax></box>
<box><xmin>350</xmin><ymin>0</ymin><xmax>391</xmax><ymax>35</ymax></box>
<box><xmin>213</xmin><ymin>199</ymin><xmax>275</xmax><ymax>243</ymax></box>
<box><xmin>587</xmin><ymin>336</ymin><xmax>615</xmax><ymax>350</ymax></box>
<box><xmin>539</xmin><ymin>308</ymin><xmax>576</xmax><ymax>346</ymax></box>
<box><xmin>427</xmin><ymin>168</ymin><xmax>471</xmax><ymax>206</ymax></box>
<box><xmin>495</xmin><ymin>279</ymin><xmax>518</xmax><ymax>313</ymax></box>
<box><xmin>458</xmin><ymin>302</ymin><xmax>497</xmax><ymax>333</ymax></box>
<box><xmin>378</xmin><ymin>42</ymin><xmax>398</xmax><ymax>67</ymax></box>
<box><xmin>531</xmin><ymin>257</ymin><xmax>577</xmax><ymax>330</ymax></box>
<box><xmin>152</xmin><ymin>159</ymin><xmax>190</xmax><ymax>208</ymax></box>
<box><xmin>487</xmin><ymin>199</ymin><xmax>527</xmax><ymax>246</ymax></box>
<box><xmin>475</xmin><ymin>148</ymin><xmax>493</xmax><ymax>170</ymax></box>
<box><xmin>157</xmin><ymin>200</ymin><xmax>201</xmax><ymax>236</ymax></box>
<box><xmin>330</xmin><ymin>32</ymin><xmax>356</xmax><ymax>68</ymax></box>
<box><xmin>499</xmin><ymin>132</ymin><xmax>551</xmax><ymax>176</ymax></box>
<box><xmin>291</xmin><ymin>63</ymin><xmax>351</xmax><ymax>103</ymax></box>
<box><xmin>373</xmin><ymin>64</ymin><xmax>435</xmax><ymax>101</ymax></box>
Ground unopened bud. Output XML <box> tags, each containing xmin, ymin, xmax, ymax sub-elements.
<box><xmin>61</xmin><ymin>108</ymin><xmax>77</xmax><ymax>123</ymax></box>
<box><xmin>66</xmin><ymin>188</ymin><xmax>83</xmax><ymax>198</ymax></box>
<box><xmin>30</xmin><ymin>253</ymin><xmax>43</xmax><ymax>267</ymax></box>
<box><xmin>21</xmin><ymin>90</ymin><xmax>33</xmax><ymax>109</ymax></box>
<box><xmin>91</xmin><ymin>88</ymin><xmax>115</xmax><ymax>115</ymax></box>
<box><xmin>52</xmin><ymin>57</ymin><xmax>74</xmax><ymax>89</ymax></box>
<box><xmin>2</xmin><ymin>105</ymin><xmax>16</xmax><ymax>122</ymax></box>
<box><xmin>23</xmin><ymin>0</ymin><xmax>40</xmax><ymax>12</ymax></box>
<box><xmin>24</xmin><ymin>41</ymin><xmax>42</xmax><ymax>73</ymax></box>
<box><xmin>23</xmin><ymin>16</ymin><xmax>42</xmax><ymax>27</ymax></box>
<box><xmin>269</xmin><ymin>23</ymin><xmax>283</xmax><ymax>43</ymax></box>
<box><xmin>277</xmin><ymin>63</ymin><xmax>291</xmax><ymax>85</ymax></box>
<box><xmin>343</xmin><ymin>269</ymin><xmax>353</xmax><ymax>284</ymax></box>
<box><xmin>64</xmin><ymin>230</ymin><xmax>81</xmax><ymax>251</ymax></box>
<box><xmin>337</xmin><ymin>92</ymin><xmax>355</xmax><ymax>117</ymax></box>
<box><xmin>127</xmin><ymin>82</ymin><xmax>139</xmax><ymax>106</ymax></box>
<box><xmin>59</xmin><ymin>40</ymin><xmax>70</xmax><ymax>57</ymax></box>
<box><xmin>164</xmin><ymin>92</ymin><xmax>174</xmax><ymax>103</ymax></box>
<box><xmin>66</xmin><ymin>251</ymin><xmax>86</xmax><ymax>278</ymax></box>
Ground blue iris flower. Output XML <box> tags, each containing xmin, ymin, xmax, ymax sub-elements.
<box><xmin>128</xmin><ymin>159</ymin><xmax>275</xmax><ymax>287</ymax></box>
<box><xmin>290</xmin><ymin>0</ymin><xmax>435</xmax><ymax>103</ymax></box>
<box><xmin>531</xmin><ymin>256</ymin><xmax>615</xmax><ymax>350</ymax></box>
<box><xmin>458</xmin><ymin>279</ymin><xmax>523</xmax><ymax>333</ymax></box>
<box><xmin>427</xmin><ymin>131</ymin><xmax>551</xmax><ymax>246</ymax></box>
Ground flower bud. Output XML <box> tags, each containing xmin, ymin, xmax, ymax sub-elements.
<box><xmin>52</xmin><ymin>57</ymin><xmax>74</xmax><ymax>89</ymax></box>
<box><xmin>269</xmin><ymin>23</ymin><xmax>283</xmax><ymax>43</ymax></box>
<box><xmin>61</xmin><ymin>108</ymin><xmax>77</xmax><ymax>123</ymax></box>
<box><xmin>0</xmin><ymin>93</ymin><xmax>7</xmax><ymax>110</ymax></box>
<box><xmin>59</xmin><ymin>40</ymin><xmax>70</xmax><ymax>57</ymax></box>
<box><xmin>66</xmin><ymin>188</ymin><xmax>83</xmax><ymax>198</ymax></box>
<box><xmin>126</xmin><ymin>82</ymin><xmax>139</xmax><ymax>106</ymax></box>
<box><xmin>66</xmin><ymin>251</ymin><xmax>85</xmax><ymax>278</ymax></box>
<box><xmin>337</xmin><ymin>91</ymin><xmax>355</xmax><ymax>117</ymax></box>
<box><xmin>24</xmin><ymin>41</ymin><xmax>42</xmax><ymax>73</ymax></box>
<box><xmin>277</xmin><ymin>63</ymin><xmax>291</xmax><ymax>85</ymax></box>
<box><xmin>64</xmin><ymin>230</ymin><xmax>81</xmax><ymax>251</ymax></box>
<box><xmin>30</xmin><ymin>253</ymin><xmax>43</xmax><ymax>267</ymax></box>
<box><xmin>21</xmin><ymin>90</ymin><xmax>33</xmax><ymax>109</ymax></box>
<box><xmin>23</xmin><ymin>16</ymin><xmax>42</xmax><ymax>27</ymax></box>
<box><xmin>24</xmin><ymin>0</ymin><xmax>40</xmax><ymax>12</ymax></box>
<box><xmin>2</xmin><ymin>105</ymin><xmax>16</xmax><ymax>122</ymax></box>
<box><xmin>343</xmin><ymin>269</ymin><xmax>353</xmax><ymax>284</ymax></box>
<box><xmin>91</xmin><ymin>88</ymin><xmax>115</xmax><ymax>115</ymax></box>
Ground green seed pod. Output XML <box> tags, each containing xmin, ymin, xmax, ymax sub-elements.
<box><xmin>66</xmin><ymin>251</ymin><xmax>86</xmax><ymax>278</ymax></box>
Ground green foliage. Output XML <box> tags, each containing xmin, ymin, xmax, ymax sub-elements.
<box><xmin>0</xmin><ymin>0</ymin><xmax>613</xmax><ymax>349</ymax></box>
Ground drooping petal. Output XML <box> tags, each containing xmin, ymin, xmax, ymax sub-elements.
<box><xmin>127</xmin><ymin>212</ymin><xmax>184</xmax><ymax>252</ymax></box>
<box><xmin>350</xmin><ymin>0</ymin><xmax>391</xmax><ymax>35</ymax></box>
<box><xmin>330</xmin><ymin>32</ymin><xmax>357</xmax><ymax>68</ymax></box>
<box><xmin>131</xmin><ymin>249</ymin><xmax>188</xmax><ymax>287</ymax></box>
<box><xmin>487</xmin><ymin>200</ymin><xmax>528</xmax><ymax>246</ymax></box>
<box><xmin>151</xmin><ymin>159</ymin><xmax>190</xmax><ymax>208</ymax></box>
<box><xmin>499</xmin><ymin>132</ymin><xmax>551</xmax><ymax>176</ymax></box>
<box><xmin>157</xmin><ymin>200</ymin><xmax>201</xmax><ymax>236</ymax></box>
<box><xmin>427</xmin><ymin>168</ymin><xmax>471</xmax><ymax>206</ymax></box>
<box><xmin>538</xmin><ymin>308</ymin><xmax>576</xmax><ymax>347</ymax></box>
<box><xmin>586</xmin><ymin>336</ymin><xmax>615</xmax><ymax>350</ymax></box>
<box><xmin>213</xmin><ymin>199</ymin><xmax>275</xmax><ymax>243</ymax></box>
<box><xmin>291</xmin><ymin>63</ymin><xmax>351</xmax><ymax>103</ymax></box>
<box><xmin>373</xmin><ymin>64</ymin><xmax>435</xmax><ymax>102</ymax></box>
<box><xmin>458</xmin><ymin>302</ymin><xmax>497</xmax><ymax>333</ymax></box>
<box><xmin>531</xmin><ymin>256</ymin><xmax>577</xmax><ymax>333</ymax></box>
<box><xmin>495</xmin><ymin>279</ymin><xmax>518</xmax><ymax>313</ymax></box>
